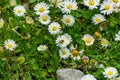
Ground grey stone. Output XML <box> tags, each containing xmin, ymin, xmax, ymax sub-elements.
<box><xmin>56</xmin><ymin>68</ymin><xmax>84</xmax><ymax>80</ymax></box>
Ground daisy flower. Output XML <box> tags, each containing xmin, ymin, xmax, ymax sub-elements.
<box><xmin>48</xmin><ymin>22</ymin><xmax>61</xmax><ymax>35</ymax></box>
<box><xmin>4</xmin><ymin>39</ymin><xmax>17</xmax><ymax>51</ymax></box>
<box><xmin>10</xmin><ymin>0</ymin><xmax>16</xmax><ymax>6</ymax></box>
<box><xmin>103</xmin><ymin>67</ymin><xmax>118</xmax><ymax>79</ymax></box>
<box><xmin>63</xmin><ymin>33</ymin><xmax>72</xmax><ymax>44</ymax></box>
<box><xmin>92</xmin><ymin>14</ymin><xmax>106</xmax><ymax>25</ymax></box>
<box><xmin>26</xmin><ymin>16</ymin><xmax>34</xmax><ymax>24</ymax></box>
<box><xmin>37</xmin><ymin>44</ymin><xmax>48</xmax><ymax>51</ymax></box>
<box><xmin>115</xmin><ymin>31</ymin><xmax>120</xmax><ymax>41</ymax></box>
<box><xmin>60</xmin><ymin>0</ymin><xmax>78</xmax><ymax>14</ymax></box>
<box><xmin>56</xmin><ymin>35</ymin><xmax>70</xmax><ymax>48</ymax></box>
<box><xmin>100</xmin><ymin>0</ymin><xmax>114</xmax><ymax>15</ymax></box>
<box><xmin>113</xmin><ymin>5</ymin><xmax>120</xmax><ymax>13</ymax></box>
<box><xmin>62</xmin><ymin>14</ymin><xmax>75</xmax><ymax>26</ymax></box>
<box><xmin>83</xmin><ymin>0</ymin><xmax>100</xmax><ymax>10</ymax></box>
<box><xmin>81</xmin><ymin>74</ymin><xmax>97</xmax><ymax>80</ymax></box>
<box><xmin>13</xmin><ymin>5</ymin><xmax>26</xmax><ymax>17</ymax></box>
<box><xmin>94</xmin><ymin>31</ymin><xmax>102</xmax><ymax>39</ymax></box>
<box><xmin>59</xmin><ymin>48</ymin><xmax>70</xmax><ymax>59</ymax></box>
<box><xmin>34</xmin><ymin>2</ymin><xmax>49</xmax><ymax>15</ymax></box>
<box><xmin>82</xmin><ymin>34</ymin><xmax>95</xmax><ymax>46</ymax></box>
<box><xmin>101</xmin><ymin>38</ymin><xmax>109</xmax><ymax>47</ymax></box>
<box><xmin>82</xmin><ymin>55</ymin><xmax>89</xmax><ymax>64</ymax></box>
<box><xmin>70</xmin><ymin>44</ymin><xmax>84</xmax><ymax>60</ymax></box>
<box><xmin>99</xmin><ymin>63</ymin><xmax>105</xmax><ymax>68</ymax></box>
<box><xmin>49</xmin><ymin>0</ymin><xmax>63</xmax><ymax>7</ymax></box>
<box><xmin>39</xmin><ymin>14</ymin><xmax>51</xmax><ymax>25</ymax></box>
<box><xmin>0</xmin><ymin>18</ymin><xmax>4</xmax><ymax>28</ymax></box>
<box><xmin>111</xmin><ymin>0</ymin><xmax>120</xmax><ymax>6</ymax></box>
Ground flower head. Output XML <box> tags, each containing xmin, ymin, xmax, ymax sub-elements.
<box><xmin>70</xmin><ymin>44</ymin><xmax>84</xmax><ymax>60</ymax></box>
<box><xmin>10</xmin><ymin>0</ymin><xmax>16</xmax><ymax>6</ymax></box>
<box><xmin>59</xmin><ymin>48</ymin><xmax>70</xmax><ymax>59</ymax></box>
<box><xmin>92</xmin><ymin>14</ymin><xmax>106</xmax><ymax>25</ymax></box>
<box><xmin>48</xmin><ymin>22</ymin><xmax>61</xmax><ymax>35</ymax></box>
<box><xmin>82</xmin><ymin>34</ymin><xmax>95</xmax><ymax>46</ymax></box>
<box><xmin>56</xmin><ymin>34</ymin><xmax>72</xmax><ymax>48</ymax></box>
<box><xmin>0</xmin><ymin>18</ymin><xmax>4</xmax><ymax>28</ymax></box>
<box><xmin>49</xmin><ymin>0</ymin><xmax>63</xmax><ymax>7</ymax></box>
<box><xmin>26</xmin><ymin>17</ymin><xmax>34</xmax><ymax>24</ymax></box>
<box><xmin>115</xmin><ymin>31</ymin><xmax>120</xmax><ymax>41</ymax></box>
<box><xmin>100</xmin><ymin>0</ymin><xmax>114</xmax><ymax>15</ymax></box>
<box><xmin>103</xmin><ymin>67</ymin><xmax>118</xmax><ymax>79</ymax></box>
<box><xmin>60</xmin><ymin>0</ymin><xmax>78</xmax><ymax>14</ymax></box>
<box><xmin>4</xmin><ymin>39</ymin><xmax>17</xmax><ymax>51</ymax></box>
<box><xmin>37</xmin><ymin>44</ymin><xmax>48</xmax><ymax>51</ymax></box>
<box><xmin>82</xmin><ymin>55</ymin><xmax>89</xmax><ymax>64</ymax></box>
<box><xmin>111</xmin><ymin>0</ymin><xmax>120</xmax><ymax>6</ymax></box>
<box><xmin>62</xmin><ymin>14</ymin><xmax>75</xmax><ymax>26</ymax></box>
<box><xmin>83</xmin><ymin>0</ymin><xmax>100</xmax><ymax>10</ymax></box>
<box><xmin>39</xmin><ymin>14</ymin><xmax>51</xmax><ymax>25</ymax></box>
<box><xmin>13</xmin><ymin>5</ymin><xmax>26</xmax><ymax>17</ymax></box>
<box><xmin>101</xmin><ymin>38</ymin><xmax>109</xmax><ymax>47</ymax></box>
<box><xmin>34</xmin><ymin>2</ymin><xmax>50</xmax><ymax>15</ymax></box>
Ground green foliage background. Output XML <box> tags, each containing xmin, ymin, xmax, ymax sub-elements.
<box><xmin>0</xmin><ymin>0</ymin><xmax>120</xmax><ymax>80</ymax></box>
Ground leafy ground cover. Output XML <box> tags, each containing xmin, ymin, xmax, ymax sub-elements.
<box><xmin>0</xmin><ymin>0</ymin><xmax>120</xmax><ymax>80</ymax></box>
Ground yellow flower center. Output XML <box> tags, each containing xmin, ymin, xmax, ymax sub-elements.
<box><xmin>67</xmin><ymin>4</ymin><xmax>73</xmax><ymax>10</ymax></box>
<box><xmin>113</xmin><ymin>0</ymin><xmax>118</xmax><ymax>3</ymax></box>
<box><xmin>86</xmin><ymin>38</ymin><xmax>91</xmax><ymax>43</ymax></box>
<box><xmin>26</xmin><ymin>18</ymin><xmax>33</xmax><ymax>23</ymax></box>
<box><xmin>7</xmin><ymin>43</ymin><xmax>13</xmax><ymax>48</ymax></box>
<box><xmin>17</xmin><ymin>9</ymin><xmax>22</xmax><ymax>14</ymax></box>
<box><xmin>94</xmin><ymin>32</ymin><xmax>101</xmax><ymax>37</ymax></box>
<box><xmin>39</xmin><ymin>7</ymin><xmax>45</xmax><ymax>12</ymax></box>
<box><xmin>59</xmin><ymin>40</ymin><xmax>64</xmax><ymax>44</ymax></box>
<box><xmin>16</xmin><ymin>57</ymin><xmax>21</xmax><ymax>62</ymax></box>
<box><xmin>72</xmin><ymin>50</ymin><xmax>79</xmax><ymax>56</ymax></box>
<box><xmin>42</xmin><ymin>16</ymin><xmax>48</xmax><ymax>21</ymax></box>
<box><xmin>40</xmin><ymin>45</ymin><xmax>45</xmax><ymax>50</ymax></box>
<box><xmin>62</xmin><ymin>50</ymin><xmax>67</xmax><ymax>55</ymax></box>
<box><xmin>102</xmin><ymin>40</ymin><xmax>107</xmax><ymax>45</ymax></box>
<box><xmin>89</xmin><ymin>0</ymin><xmax>94</xmax><ymax>6</ymax></box>
<box><xmin>53</xmin><ymin>0</ymin><xmax>58</xmax><ymax>6</ymax></box>
<box><xmin>10</xmin><ymin>1</ymin><xmax>16</xmax><ymax>6</ymax></box>
<box><xmin>105</xmin><ymin>4</ymin><xmax>110</xmax><ymax>10</ymax></box>
<box><xmin>96</xmin><ymin>17</ymin><xmax>101</xmax><ymax>23</ymax></box>
<box><xmin>108</xmin><ymin>70</ymin><xmax>113</xmax><ymax>76</ymax></box>
<box><xmin>52</xmin><ymin>26</ymin><xmax>58</xmax><ymax>31</ymax></box>
<box><xmin>65</xmin><ymin>18</ymin><xmax>71</xmax><ymax>23</ymax></box>
<box><xmin>0</xmin><ymin>21</ymin><xmax>3</xmax><ymax>27</ymax></box>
